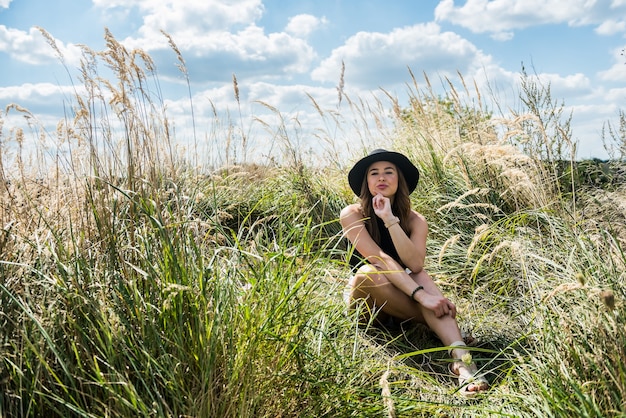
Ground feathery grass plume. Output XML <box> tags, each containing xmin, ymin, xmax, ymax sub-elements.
<box><xmin>15</xmin><ymin>128</ymin><xmax>24</xmax><ymax>177</ymax></box>
<box><xmin>466</xmin><ymin>223</ymin><xmax>490</xmax><ymax>258</ymax></box>
<box><xmin>487</xmin><ymin>239</ymin><xmax>522</xmax><ymax>263</ymax></box>
<box><xmin>380</xmin><ymin>368</ymin><xmax>396</xmax><ymax>418</ymax></box>
<box><xmin>232</xmin><ymin>73</ymin><xmax>248</xmax><ymax>163</ymax></box>
<box><xmin>337</xmin><ymin>60</ymin><xmax>345</xmax><ymax>108</ymax></box>
<box><xmin>232</xmin><ymin>73</ymin><xmax>240</xmax><ymax>104</ymax></box>
<box><xmin>382</xmin><ymin>87</ymin><xmax>402</xmax><ymax>121</ymax></box>
<box><xmin>436</xmin><ymin>187</ymin><xmax>500</xmax><ymax>214</ymax></box>
<box><xmin>438</xmin><ymin>234</ymin><xmax>460</xmax><ymax>265</ymax></box>
<box><xmin>36</xmin><ymin>26</ymin><xmax>68</xmax><ymax>76</ymax></box>
<box><xmin>306</xmin><ymin>92</ymin><xmax>324</xmax><ymax>118</ymax></box>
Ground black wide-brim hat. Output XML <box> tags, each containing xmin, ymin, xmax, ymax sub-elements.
<box><xmin>348</xmin><ymin>149</ymin><xmax>420</xmax><ymax>196</ymax></box>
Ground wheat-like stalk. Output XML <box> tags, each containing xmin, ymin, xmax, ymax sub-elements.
<box><xmin>379</xmin><ymin>368</ymin><xmax>396</xmax><ymax>418</ymax></box>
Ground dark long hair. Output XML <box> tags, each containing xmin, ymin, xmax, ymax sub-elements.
<box><xmin>359</xmin><ymin>166</ymin><xmax>412</xmax><ymax>245</ymax></box>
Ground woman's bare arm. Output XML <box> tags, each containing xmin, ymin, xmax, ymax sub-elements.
<box><xmin>340</xmin><ymin>204</ymin><xmax>421</xmax><ymax>296</ymax></box>
<box><xmin>388</xmin><ymin>211</ymin><xmax>427</xmax><ymax>273</ymax></box>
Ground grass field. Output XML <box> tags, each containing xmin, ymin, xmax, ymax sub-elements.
<box><xmin>1</xmin><ymin>32</ymin><xmax>625</xmax><ymax>417</ymax></box>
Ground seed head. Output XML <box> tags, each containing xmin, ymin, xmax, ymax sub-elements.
<box><xmin>600</xmin><ymin>290</ymin><xmax>615</xmax><ymax>310</ymax></box>
<box><xmin>575</xmin><ymin>272</ymin><xmax>585</xmax><ymax>286</ymax></box>
<box><xmin>461</xmin><ymin>353</ymin><xmax>473</xmax><ymax>365</ymax></box>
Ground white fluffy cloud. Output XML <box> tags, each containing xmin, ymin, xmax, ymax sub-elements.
<box><xmin>598</xmin><ymin>47</ymin><xmax>626</xmax><ymax>82</ymax></box>
<box><xmin>93</xmin><ymin>0</ymin><xmax>265</xmax><ymax>49</ymax></box>
<box><xmin>435</xmin><ymin>0</ymin><xmax>626</xmax><ymax>39</ymax></box>
<box><xmin>0</xmin><ymin>25</ymin><xmax>80</xmax><ymax>65</ymax></box>
<box><xmin>94</xmin><ymin>0</ymin><xmax>264</xmax><ymax>31</ymax></box>
<box><xmin>312</xmin><ymin>22</ymin><xmax>488</xmax><ymax>88</ymax></box>
<box><xmin>285</xmin><ymin>14</ymin><xmax>328</xmax><ymax>38</ymax></box>
<box><xmin>92</xmin><ymin>0</ymin><xmax>318</xmax><ymax>82</ymax></box>
<box><xmin>596</xmin><ymin>19</ymin><xmax>626</xmax><ymax>35</ymax></box>
<box><xmin>0</xmin><ymin>82</ymin><xmax>72</xmax><ymax>102</ymax></box>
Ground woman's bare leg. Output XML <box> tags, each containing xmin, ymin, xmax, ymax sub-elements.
<box><xmin>347</xmin><ymin>266</ymin><xmax>488</xmax><ymax>393</ymax></box>
<box><xmin>349</xmin><ymin>267</ymin><xmax>463</xmax><ymax>341</ymax></box>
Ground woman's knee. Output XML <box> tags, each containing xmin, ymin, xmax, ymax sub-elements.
<box><xmin>347</xmin><ymin>273</ymin><xmax>372</xmax><ymax>300</ymax></box>
<box><xmin>345</xmin><ymin>267</ymin><xmax>388</xmax><ymax>304</ymax></box>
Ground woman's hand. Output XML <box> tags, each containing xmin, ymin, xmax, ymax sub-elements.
<box><xmin>417</xmin><ymin>292</ymin><xmax>457</xmax><ymax>318</ymax></box>
<box><xmin>372</xmin><ymin>193</ymin><xmax>394</xmax><ymax>221</ymax></box>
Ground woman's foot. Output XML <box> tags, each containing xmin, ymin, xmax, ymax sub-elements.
<box><xmin>449</xmin><ymin>360</ymin><xmax>489</xmax><ymax>396</ymax></box>
<box><xmin>448</xmin><ymin>341</ymin><xmax>489</xmax><ymax>396</ymax></box>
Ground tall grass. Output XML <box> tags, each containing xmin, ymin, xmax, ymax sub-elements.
<box><xmin>1</xmin><ymin>31</ymin><xmax>625</xmax><ymax>417</ymax></box>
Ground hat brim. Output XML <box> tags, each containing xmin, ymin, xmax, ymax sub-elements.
<box><xmin>348</xmin><ymin>149</ymin><xmax>419</xmax><ymax>196</ymax></box>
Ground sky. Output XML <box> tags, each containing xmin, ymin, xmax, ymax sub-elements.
<box><xmin>1</xmin><ymin>0</ymin><xmax>626</xmax><ymax>166</ymax></box>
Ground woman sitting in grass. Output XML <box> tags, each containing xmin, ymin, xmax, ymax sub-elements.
<box><xmin>340</xmin><ymin>149</ymin><xmax>489</xmax><ymax>396</ymax></box>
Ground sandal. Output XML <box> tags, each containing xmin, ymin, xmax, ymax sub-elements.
<box><xmin>448</xmin><ymin>341</ymin><xmax>489</xmax><ymax>397</ymax></box>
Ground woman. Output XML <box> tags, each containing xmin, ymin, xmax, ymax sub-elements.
<box><xmin>340</xmin><ymin>149</ymin><xmax>489</xmax><ymax>396</ymax></box>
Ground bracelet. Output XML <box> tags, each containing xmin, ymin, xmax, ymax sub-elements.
<box><xmin>384</xmin><ymin>216</ymin><xmax>400</xmax><ymax>228</ymax></box>
<box><xmin>410</xmin><ymin>285</ymin><xmax>424</xmax><ymax>301</ymax></box>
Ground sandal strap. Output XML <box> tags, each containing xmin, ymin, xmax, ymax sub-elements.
<box><xmin>448</xmin><ymin>340</ymin><xmax>467</xmax><ymax>356</ymax></box>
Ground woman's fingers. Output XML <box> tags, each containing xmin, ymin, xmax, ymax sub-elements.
<box><xmin>435</xmin><ymin>299</ymin><xmax>456</xmax><ymax>318</ymax></box>
<box><xmin>372</xmin><ymin>193</ymin><xmax>392</xmax><ymax>217</ymax></box>
<box><xmin>449</xmin><ymin>302</ymin><xmax>457</xmax><ymax>318</ymax></box>
<box><xmin>373</xmin><ymin>193</ymin><xmax>385</xmax><ymax>210</ymax></box>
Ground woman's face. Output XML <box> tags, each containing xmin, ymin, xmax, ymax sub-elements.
<box><xmin>366</xmin><ymin>160</ymin><xmax>398</xmax><ymax>198</ymax></box>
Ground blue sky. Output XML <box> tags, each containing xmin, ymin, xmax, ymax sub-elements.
<box><xmin>1</xmin><ymin>0</ymin><xmax>626</xmax><ymax>163</ymax></box>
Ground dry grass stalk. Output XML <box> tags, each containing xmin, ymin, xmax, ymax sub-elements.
<box><xmin>337</xmin><ymin>60</ymin><xmax>345</xmax><ymax>108</ymax></box>
<box><xmin>438</xmin><ymin>234</ymin><xmax>460</xmax><ymax>265</ymax></box>
<box><xmin>436</xmin><ymin>188</ymin><xmax>501</xmax><ymax>215</ymax></box>
<box><xmin>466</xmin><ymin>224</ymin><xmax>490</xmax><ymax>258</ymax></box>
<box><xmin>379</xmin><ymin>368</ymin><xmax>396</xmax><ymax>418</ymax></box>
